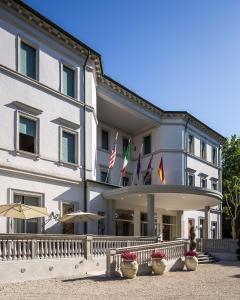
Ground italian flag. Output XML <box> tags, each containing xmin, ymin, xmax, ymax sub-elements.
<box><xmin>122</xmin><ymin>139</ymin><xmax>131</xmax><ymax>177</ymax></box>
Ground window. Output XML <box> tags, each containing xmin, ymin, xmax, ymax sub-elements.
<box><xmin>20</xmin><ymin>41</ymin><xmax>36</xmax><ymax>79</ymax></box>
<box><xmin>19</xmin><ymin>116</ymin><xmax>37</xmax><ymax>153</ymax></box>
<box><xmin>115</xmin><ymin>209</ymin><xmax>134</xmax><ymax>236</ymax></box>
<box><xmin>143</xmin><ymin>135</ymin><xmax>151</xmax><ymax>155</ymax></box>
<box><xmin>101</xmin><ymin>171</ymin><xmax>108</xmax><ymax>183</ymax></box>
<box><xmin>187</xmin><ymin>173</ymin><xmax>195</xmax><ymax>187</ymax></box>
<box><xmin>200</xmin><ymin>177</ymin><xmax>207</xmax><ymax>188</ymax></box>
<box><xmin>101</xmin><ymin>129</ymin><xmax>109</xmax><ymax>151</ymax></box>
<box><xmin>62</xmin><ymin>65</ymin><xmax>75</xmax><ymax>97</ymax></box>
<box><xmin>162</xmin><ymin>215</ymin><xmax>176</xmax><ymax>241</ymax></box>
<box><xmin>62</xmin><ymin>131</ymin><xmax>76</xmax><ymax>163</ymax></box>
<box><xmin>187</xmin><ymin>134</ymin><xmax>194</xmax><ymax>154</ymax></box>
<box><xmin>212</xmin><ymin>147</ymin><xmax>217</xmax><ymax>165</ymax></box>
<box><xmin>211</xmin><ymin>181</ymin><xmax>218</xmax><ymax>191</ymax></box>
<box><xmin>122</xmin><ymin>176</ymin><xmax>129</xmax><ymax>187</ymax></box>
<box><xmin>13</xmin><ymin>194</ymin><xmax>41</xmax><ymax>233</ymax></box>
<box><xmin>123</xmin><ymin>137</ymin><xmax>129</xmax><ymax>155</ymax></box>
<box><xmin>200</xmin><ymin>141</ymin><xmax>206</xmax><ymax>160</ymax></box>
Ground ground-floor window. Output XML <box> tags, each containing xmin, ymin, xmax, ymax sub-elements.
<box><xmin>198</xmin><ymin>217</ymin><xmax>204</xmax><ymax>238</ymax></box>
<box><xmin>162</xmin><ymin>215</ymin><xmax>176</xmax><ymax>241</ymax></box>
<box><xmin>211</xmin><ymin>221</ymin><xmax>217</xmax><ymax>239</ymax></box>
<box><xmin>62</xmin><ymin>203</ymin><xmax>75</xmax><ymax>234</ymax></box>
<box><xmin>115</xmin><ymin>209</ymin><xmax>134</xmax><ymax>236</ymax></box>
<box><xmin>13</xmin><ymin>194</ymin><xmax>41</xmax><ymax>234</ymax></box>
<box><xmin>140</xmin><ymin>212</ymin><xmax>159</xmax><ymax>236</ymax></box>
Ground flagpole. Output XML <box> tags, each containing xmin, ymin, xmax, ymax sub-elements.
<box><xmin>132</xmin><ymin>143</ymin><xmax>143</xmax><ymax>185</ymax></box>
<box><xmin>120</xmin><ymin>137</ymin><xmax>131</xmax><ymax>186</ymax></box>
<box><xmin>105</xmin><ymin>167</ymin><xmax>110</xmax><ymax>183</ymax></box>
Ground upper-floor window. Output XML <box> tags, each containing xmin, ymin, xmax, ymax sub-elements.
<box><xmin>211</xmin><ymin>181</ymin><xmax>218</xmax><ymax>191</ymax></box>
<box><xmin>19</xmin><ymin>116</ymin><xmax>37</xmax><ymax>154</ymax></box>
<box><xmin>101</xmin><ymin>129</ymin><xmax>109</xmax><ymax>151</ymax></box>
<box><xmin>212</xmin><ymin>147</ymin><xmax>217</xmax><ymax>165</ymax></box>
<box><xmin>20</xmin><ymin>41</ymin><xmax>36</xmax><ymax>79</ymax></box>
<box><xmin>123</xmin><ymin>137</ymin><xmax>129</xmax><ymax>155</ymax></box>
<box><xmin>122</xmin><ymin>176</ymin><xmax>129</xmax><ymax>186</ymax></box>
<box><xmin>200</xmin><ymin>141</ymin><xmax>206</xmax><ymax>160</ymax></box>
<box><xmin>187</xmin><ymin>173</ymin><xmax>195</xmax><ymax>187</ymax></box>
<box><xmin>62</xmin><ymin>65</ymin><xmax>75</xmax><ymax>97</ymax></box>
<box><xmin>101</xmin><ymin>171</ymin><xmax>108</xmax><ymax>183</ymax></box>
<box><xmin>62</xmin><ymin>131</ymin><xmax>76</xmax><ymax>164</ymax></box>
<box><xmin>143</xmin><ymin>135</ymin><xmax>151</xmax><ymax>155</ymax></box>
<box><xmin>187</xmin><ymin>134</ymin><xmax>194</xmax><ymax>154</ymax></box>
<box><xmin>200</xmin><ymin>177</ymin><xmax>207</xmax><ymax>188</ymax></box>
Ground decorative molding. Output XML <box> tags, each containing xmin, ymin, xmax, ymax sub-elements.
<box><xmin>13</xmin><ymin>101</ymin><xmax>43</xmax><ymax>115</ymax></box>
<box><xmin>57</xmin><ymin>117</ymin><xmax>80</xmax><ymax>130</ymax></box>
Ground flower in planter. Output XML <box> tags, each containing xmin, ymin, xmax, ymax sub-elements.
<box><xmin>121</xmin><ymin>251</ymin><xmax>137</xmax><ymax>261</ymax></box>
<box><xmin>151</xmin><ymin>251</ymin><xmax>166</xmax><ymax>259</ymax></box>
<box><xmin>185</xmin><ymin>250</ymin><xmax>197</xmax><ymax>257</ymax></box>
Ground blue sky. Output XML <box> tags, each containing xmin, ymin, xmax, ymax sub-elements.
<box><xmin>24</xmin><ymin>0</ymin><xmax>240</xmax><ymax>137</ymax></box>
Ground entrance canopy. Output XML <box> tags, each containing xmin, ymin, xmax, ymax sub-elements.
<box><xmin>102</xmin><ymin>185</ymin><xmax>222</xmax><ymax>210</ymax></box>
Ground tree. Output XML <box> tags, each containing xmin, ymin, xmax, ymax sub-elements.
<box><xmin>222</xmin><ymin>135</ymin><xmax>240</xmax><ymax>240</ymax></box>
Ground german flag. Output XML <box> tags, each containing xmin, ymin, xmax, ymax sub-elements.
<box><xmin>158</xmin><ymin>157</ymin><xmax>165</xmax><ymax>183</ymax></box>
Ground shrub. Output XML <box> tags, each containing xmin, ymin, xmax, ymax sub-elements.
<box><xmin>236</xmin><ymin>233</ymin><xmax>240</xmax><ymax>261</ymax></box>
<box><xmin>121</xmin><ymin>251</ymin><xmax>137</xmax><ymax>261</ymax></box>
<box><xmin>189</xmin><ymin>226</ymin><xmax>197</xmax><ymax>250</ymax></box>
<box><xmin>151</xmin><ymin>251</ymin><xmax>166</xmax><ymax>259</ymax></box>
<box><xmin>185</xmin><ymin>250</ymin><xmax>197</xmax><ymax>257</ymax></box>
<box><xmin>190</xmin><ymin>240</ymin><xmax>197</xmax><ymax>251</ymax></box>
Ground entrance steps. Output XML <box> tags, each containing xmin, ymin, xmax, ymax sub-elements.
<box><xmin>197</xmin><ymin>252</ymin><xmax>218</xmax><ymax>264</ymax></box>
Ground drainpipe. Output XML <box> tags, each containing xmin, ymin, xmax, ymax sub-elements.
<box><xmin>83</xmin><ymin>50</ymin><xmax>90</xmax><ymax>234</ymax></box>
<box><xmin>184</xmin><ymin>118</ymin><xmax>190</xmax><ymax>185</ymax></box>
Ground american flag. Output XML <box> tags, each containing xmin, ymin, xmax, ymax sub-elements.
<box><xmin>108</xmin><ymin>135</ymin><xmax>118</xmax><ymax>169</ymax></box>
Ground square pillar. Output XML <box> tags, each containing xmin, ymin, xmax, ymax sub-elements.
<box><xmin>134</xmin><ymin>210</ymin><xmax>140</xmax><ymax>236</ymax></box>
<box><xmin>106</xmin><ymin>199</ymin><xmax>115</xmax><ymax>235</ymax></box>
<box><xmin>147</xmin><ymin>194</ymin><xmax>155</xmax><ymax>236</ymax></box>
<box><xmin>204</xmin><ymin>206</ymin><xmax>210</xmax><ymax>239</ymax></box>
<box><xmin>176</xmin><ymin>210</ymin><xmax>183</xmax><ymax>238</ymax></box>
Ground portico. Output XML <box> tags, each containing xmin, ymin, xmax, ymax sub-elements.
<box><xmin>103</xmin><ymin>185</ymin><xmax>222</xmax><ymax>239</ymax></box>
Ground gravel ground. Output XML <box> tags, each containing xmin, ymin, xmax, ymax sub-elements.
<box><xmin>0</xmin><ymin>262</ymin><xmax>239</xmax><ymax>300</ymax></box>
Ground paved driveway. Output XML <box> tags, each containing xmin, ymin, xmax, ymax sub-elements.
<box><xmin>0</xmin><ymin>261</ymin><xmax>240</xmax><ymax>300</ymax></box>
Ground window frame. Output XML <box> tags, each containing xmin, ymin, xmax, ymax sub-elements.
<box><xmin>187</xmin><ymin>172</ymin><xmax>195</xmax><ymax>187</ymax></box>
<box><xmin>17</xmin><ymin>35</ymin><xmax>39</xmax><ymax>81</ymax></box>
<box><xmin>15</xmin><ymin>110</ymin><xmax>40</xmax><ymax>157</ymax></box>
<box><xmin>200</xmin><ymin>177</ymin><xmax>207</xmax><ymax>188</ymax></box>
<box><xmin>211</xmin><ymin>180</ymin><xmax>218</xmax><ymax>191</ymax></box>
<box><xmin>143</xmin><ymin>134</ymin><xmax>151</xmax><ymax>156</ymax></box>
<box><xmin>101</xmin><ymin>128</ymin><xmax>109</xmax><ymax>151</ymax></box>
<box><xmin>60</xmin><ymin>61</ymin><xmax>78</xmax><ymax>99</ymax></box>
<box><xmin>59</xmin><ymin>126</ymin><xmax>79</xmax><ymax>167</ymax></box>
<box><xmin>200</xmin><ymin>141</ymin><xmax>206</xmax><ymax>160</ymax></box>
<box><xmin>100</xmin><ymin>169</ymin><xmax>109</xmax><ymax>183</ymax></box>
<box><xmin>187</xmin><ymin>134</ymin><xmax>194</xmax><ymax>155</ymax></box>
<box><xmin>212</xmin><ymin>146</ymin><xmax>217</xmax><ymax>165</ymax></box>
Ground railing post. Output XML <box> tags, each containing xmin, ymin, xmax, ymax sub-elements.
<box><xmin>84</xmin><ymin>235</ymin><xmax>93</xmax><ymax>260</ymax></box>
<box><xmin>31</xmin><ymin>239</ymin><xmax>37</xmax><ymax>259</ymax></box>
<box><xmin>106</xmin><ymin>249</ymin><xmax>117</xmax><ymax>277</ymax></box>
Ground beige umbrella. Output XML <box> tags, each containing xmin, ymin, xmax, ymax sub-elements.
<box><xmin>59</xmin><ymin>210</ymin><xmax>104</xmax><ymax>223</ymax></box>
<box><xmin>0</xmin><ymin>203</ymin><xmax>49</xmax><ymax>219</ymax></box>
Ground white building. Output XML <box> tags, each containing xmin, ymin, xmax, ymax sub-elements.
<box><xmin>0</xmin><ymin>0</ymin><xmax>225</xmax><ymax>240</ymax></box>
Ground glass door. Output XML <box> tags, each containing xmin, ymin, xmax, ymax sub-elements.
<box><xmin>162</xmin><ymin>215</ymin><xmax>176</xmax><ymax>241</ymax></box>
<box><xmin>115</xmin><ymin>209</ymin><xmax>134</xmax><ymax>236</ymax></box>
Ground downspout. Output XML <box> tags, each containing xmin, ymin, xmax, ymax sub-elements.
<box><xmin>184</xmin><ymin>118</ymin><xmax>190</xmax><ymax>185</ymax></box>
<box><xmin>218</xmin><ymin>144</ymin><xmax>223</xmax><ymax>238</ymax></box>
<box><xmin>83</xmin><ymin>50</ymin><xmax>90</xmax><ymax>234</ymax></box>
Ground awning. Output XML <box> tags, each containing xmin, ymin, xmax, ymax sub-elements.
<box><xmin>102</xmin><ymin>185</ymin><xmax>222</xmax><ymax>210</ymax></box>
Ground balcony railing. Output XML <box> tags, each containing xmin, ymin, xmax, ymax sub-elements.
<box><xmin>0</xmin><ymin>234</ymin><xmax>158</xmax><ymax>261</ymax></box>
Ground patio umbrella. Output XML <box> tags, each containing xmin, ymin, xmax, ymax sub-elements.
<box><xmin>59</xmin><ymin>210</ymin><xmax>104</xmax><ymax>223</ymax></box>
<box><xmin>0</xmin><ymin>203</ymin><xmax>49</xmax><ymax>219</ymax></box>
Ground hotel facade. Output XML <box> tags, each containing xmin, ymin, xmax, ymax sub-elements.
<box><xmin>0</xmin><ymin>0</ymin><xmax>225</xmax><ymax>240</ymax></box>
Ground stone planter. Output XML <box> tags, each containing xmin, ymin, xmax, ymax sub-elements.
<box><xmin>152</xmin><ymin>258</ymin><xmax>167</xmax><ymax>275</ymax></box>
<box><xmin>185</xmin><ymin>256</ymin><xmax>198</xmax><ymax>271</ymax></box>
<box><xmin>120</xmin><ymin>260</ymin><xmax>138</xmax><ymax>279</ymax></box>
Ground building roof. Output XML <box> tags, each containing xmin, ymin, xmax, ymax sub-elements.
<box><xmin>4</xmin><ymin>0</ymin><xmax>226</xmax><ymax>143</ymax></box>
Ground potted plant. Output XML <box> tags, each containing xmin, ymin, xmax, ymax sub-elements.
<box><xmin>151</xmin><ymin>251</ymin><xmax>167</xmax><ymax>275</ymax></box>
<box><xmin>185</xmin><ymin>250</ymin><xmax>198</xmax><ymax>271</ymax></box>
<box><xmin>120</xmin><ymin>251</ymin><xmax>138</xmax><ymax>279</ymax></box>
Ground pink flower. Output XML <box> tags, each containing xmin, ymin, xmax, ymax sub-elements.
<box><xmin>151</xmin><ymin>251</ymin><xmax>166</xmax><ymax>259</ymax></box>
<box><xmin>121</xmin><ymin>251</ymin><xmax>137</xmax><ymax>261</ymax></box>
<box><xmin>185</xmin><ymin>250</ymin><xmax>197</xmax><ymax>257</ymax></box>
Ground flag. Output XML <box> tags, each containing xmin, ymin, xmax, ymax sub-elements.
<box><xmin>108</xmin><ymin>133</ymin><xmax>118</xmax><ymax>169</ymax></box>
<box><xmin>121</xmin><ymin>139</ymin><xmax>131</xmax><ymax>177</ymax></box>
<box><xmin>144</xmin><ymin>154</ymin><xmax>153</xmax><ymax>184</ymax></box>
<box><xmin>136</xmin><ymin>144</ymin><xmax>143</xmax><ymax>180</ymax></box>
<box><xmin>158</xmin><ymin>157</ymin><xmax>165</xmax><ymax>183</ymax></box>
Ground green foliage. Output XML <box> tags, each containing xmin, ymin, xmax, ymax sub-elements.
<box><xmin>190</xmin><ymin>240</ymin><xmax>197</xmax><ymax>251</ymax></box>
<box><xmin>222</xmin><ymin>135</ymin><xmax>240</xmax><ymax>239</ymax></box>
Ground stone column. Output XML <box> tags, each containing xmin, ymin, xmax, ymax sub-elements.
<box><xmin>106</xmin><ymin>199</ymin><xmax>115</xmax><ymax>235</ymax></box>
<box><xmin>134</xmin><ymin>210</ymin><xmax>140</xmax><ymax>236</ymax></box>
<box><xmin>204</xmin><ymin>206</ymin><xmax>210</xmax><ymax>239</ymax></box>
<box><xmin>176</xmin><ymin>210</ymin><xmax>183</xmax><ymax>238</ymax></box>
<box><xmin>147</xmin><ymin>194</ymin><xmax>155</xmax><ymax>236</ymax></box>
